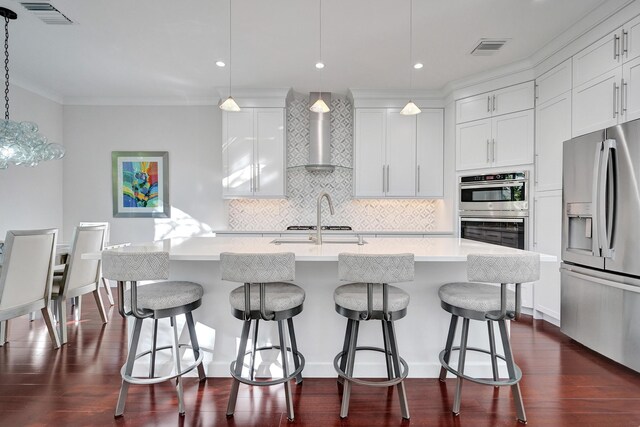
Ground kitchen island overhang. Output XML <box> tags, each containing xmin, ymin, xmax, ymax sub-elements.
<box><xmin>87</xmin><ymin>236</ymin><xmax>555</xmax><ymax>378</ymax></box>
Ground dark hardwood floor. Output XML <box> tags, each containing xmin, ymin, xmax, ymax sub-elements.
<box><xmin>2</xmin><ymin>290</ymin><xmax>640</xmax><ymax>426</ymax></box>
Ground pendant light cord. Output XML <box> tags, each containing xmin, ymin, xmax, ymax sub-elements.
<box><xmin>4</xmin><ymin>15</ymin><xmax>10</xmax><ymax>120</ymax></box>
<box><xmin>319</xmin><ymin>0</ymin><xmax>323</xmax><ymax>97</ymax></box>
<box><xmin>409</xmin><ymin>0</ymin><xmax>413</xmax><ymax>91</ymax></box>
<box><xmin>228</xmin><ymin>0</ymin><xmax>232</xmax><ymax>97</ymax></box>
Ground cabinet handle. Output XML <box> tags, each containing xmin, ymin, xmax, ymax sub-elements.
<box><xmin>255</xmin><ymin>163</ymin><xmax>260</xmax><ymax>191</ymax></box>
<box><xmin>614</xmin><ymin>33</ymin><xmax>621</xmax><ymax>60</ymax></box>
<box><xmin>623</xmin><ymin>29</ymin><xmax>629</xmax><ymax>57</ymax></box>
<box><xmin>534</xmin><ymin>153</ymin><xmax>539</xmax><ymax>185</ymax></box>
<box><xmin>622</xmin><ymin>78</ymin><xmax>628</xmax><ymax>114</ymax></box>
<box><xmin>487</xmin><ymin>96</ymin><xmax>491</xmax><ymax>113</ymax></box>
<box><xmin>386</xmin><ymin>165</ymin><xmax>390</xmax><ymax>193</ymax></box>
<box><xmin>486</xmin><ymin>139</ymin><xmax>490</xmax><ymax>162</ymax></box>
<box><xmin>492</xmin><ymin>138</ymin><xmax>496</xmax><ymax>163</ymax></box>
<box><xmin>250</xmin><ymin>164</ymin><xmax>255</xmax><ymax>192</ymax></box>
<box><xmin>492</xmin><ymin>94</ymin><xmax>496</xmax><ymax>112</ymax></box>
<box><xmin>534</xmin><ymin>83</ymin><xmax>539</xmax><ymax>100</ymax></box>
<box><xmin>417</xmin><ymin>165</ymin><xmax>421</xmax><ymax>193</ymax></box>
<box><xmin>613</xmin><ymin>82</ymin><xmax>619</xmax><ymax>118</ymax></box>
<box><xmin>382</xmin><ymin>165</ymin><xmax>386</xmax><ymax>193</ymax></box>
<box><xmin>533</xmin><ymin>198</ymin><xmax>538</xmax><ymax>248</ymax></box>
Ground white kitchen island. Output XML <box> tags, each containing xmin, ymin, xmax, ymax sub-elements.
<box><xmin>94</xmin><ymin>236</ymin><xmax>554</xmax><ymax>379</ymax></box>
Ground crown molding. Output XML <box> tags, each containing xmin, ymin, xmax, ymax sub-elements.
<box><xmin>63</xmin><ymin>96</ymin><xmax>218</xmax><ymax>106</ymax></box>
<box><xmin>11</xmin><ymin>78</ymin><xmax>63</xmax><ymax>105</ymax></box>
<box><xmin>347</xmin><ymin>88</ymin><xmax>445</xmax><ymax>108</ymax></box>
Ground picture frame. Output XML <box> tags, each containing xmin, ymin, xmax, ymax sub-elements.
<box><xmin>111</xmin><ymin>151</ymin><xmax>170</xmax><ymax>218</ymax></box>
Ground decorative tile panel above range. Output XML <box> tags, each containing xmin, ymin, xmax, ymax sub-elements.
<box><xmin>227</xmin><ymin>94</ymin><xmax>443</xmax><ymax>232</ymax></box>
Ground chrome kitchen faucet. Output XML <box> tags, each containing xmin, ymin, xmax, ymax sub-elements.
<box><xmin>315</xmin><ymin>191</ymin><xmax>334</xmax><ymax>245</ymax></box>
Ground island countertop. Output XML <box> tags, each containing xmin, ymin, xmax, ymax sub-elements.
<box><xmin>90</xmin><ymin>236</ymin><xmax>556</xmax><ymax>262</ymax></box>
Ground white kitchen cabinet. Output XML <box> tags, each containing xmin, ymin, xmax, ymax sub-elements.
<box><xmin>622</xmin><ymin>55</ymin><xmax>640</xmax><ymax>122</ymax></box>
<box><xmin>535</xmin><ymin>58</ymin><xmax>572</xmax><ymax>106</ymax></box>
<box><xmin>535</xmin><ymin>92</ymin><xmax>571</xmax><ymax>192</ymax></box>
<box><xmin>354</xmin><ymin>108</ymin><xmax>443</xmax><ymax>198</ymax></box>
<box><xmin>572</xmin><ymin>68</ymin><xmax>622</xmax><ymax>136</ymax></box>
<box><xmin>456</xmin><ymin>110</ymin><xmax>533</xmax><ymax>171</ymax></box>
<box><xmin>455</xmin><ymin>81</ymin><xmax>534</xmax><ymax>124</ymax></box>
<box><xmin>416</xmin><ymin>109</ymin><xmax>444</xmax><ymax>197</ymax></box>
<box><xmin>533</xmin><ymin>191</ymin><xmax>562</xmax><ymax>323</ymax></box>
<box><xmin>573</xmin><ymin>28</ymin><xmax>621</xmax><ymax>89</ymax></box>
<box><xmin>222</xmin><ymin>108</ymin><xmax>285</xmax><ymax>198</ymax></box>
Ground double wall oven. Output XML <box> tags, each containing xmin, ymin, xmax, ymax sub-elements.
<box><xmin>459</xmin><ymin>171</ymin><xmax>529</xmax><ymax>250</ymax></box>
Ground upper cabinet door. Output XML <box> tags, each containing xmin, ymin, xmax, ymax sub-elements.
<box><xmin>572</xmin><ymin>67</ymin><xmax>622</xmax><ymax>137</ymax></box>
<box><xmin>535</xmin><ymin>92</ymin><xmax>572</xmax><ymax>192</ymax></box>
<box><xmin>622</xmin><ymin>55</ymin><xmax>640</xmax><ymax>122</ymax></box>
<box><xmin>492</xmin><ymin>81</ymin><xmax>535</xmax><ymax>116</ymax></box>
<box><xmin>456</xmin><ymin>118</ymin><xmax>492</xmax><ymax>171</ymax></box>
<box><xmin>354</xmin><ymin>109</ymin><xmax>386</xmax><ymax>197</ymax></box>
<box><xmin>417</xmin><ymin>109</ymin><xmax>444</xmax><ymax>198</ymax></box>
<box><xmin>536</xmin><ymin>59</ymin><xmax>572</xmax><ymax>105</ymax></box>
<box><xmin>573</xmin><ymin>28</ymin><xmax>621</xmax><ymax>88</ymax></box>
<box><xmin>254</xmin><ymin>108</ymin><xmax>285</xmax><ymax>197</ymax></box>
<box><xmin>223</xmin><ymin>109</ymin><xmax>255</xmax><ymax>197</ymax></box>
<box><xmin>492</xmin><ymin>110</ymin><xmax>534</xmax><ymax>168</ymax></box>
<box><xmin>385</xmin><ymin>109</ymin><xmax>416</xmax><ymax>197</ymax></box>
<box><xmin>456</xmin><ymin>93</ymin><xmax>492</xmax><ymax>124</ymax></box>
<box><xmin>623</xmin><ymin>14</ymin><xmax>640</xmax><ymax>63</ymax></box>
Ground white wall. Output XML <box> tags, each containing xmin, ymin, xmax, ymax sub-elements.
<box><xmin>0</xmin><ymin>85</ymin><xmax>64</xmax><ymax>238</ymax></box>
<box><xmin>62</xmin><ymin>105</ymin><xmax>226</xmax><ymax>244</ymax></box>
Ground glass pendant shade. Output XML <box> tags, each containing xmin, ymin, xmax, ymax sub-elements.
<box><xmin>219</xmin><ymin>96</ymin><xmax>241</xmax><ymax>112</ymax></box>
<box><xmin>310</xmin><ymin>97</ymin><xmax>330</xmax><ymax>113</ymax></box>
<box><xmin>400</xmin><ymin>101</ymin><xmax>421</xmax><ymax>116</ymax></box>
<box><xmin>0</xmin><ymin>120</ymin><xmax>65</xmax><ymax>169</ymax></box>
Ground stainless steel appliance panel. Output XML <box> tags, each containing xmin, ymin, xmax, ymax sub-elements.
<box><xmin>460</xmin><ymin>216</ymin><xmax>527</xmax><ymax>250</ymax></box>
<box><xmin>560</xmin><ymin>263</ymin><xmax>640</xmax><ymax>373</ymax></box>
<box><xmin>603</xmin><ymin>123</ymin><xmax>640</xmax><ymax>277</ymax></box>
<box><xmin>562</xmin><ymin>129</ymin><xmax>606</xmax><ymax>269</ymax></box>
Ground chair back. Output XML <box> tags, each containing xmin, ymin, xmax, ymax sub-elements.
<box><xmin>467</xmin><ymin>253</ymin><xmax>540</xmax><ymax>284</ymax></box>
<box><xmin>0</xmin><ymin>229</ymin><xmax>57</xmax><ymax>312</ymax></box>
<box><xmin>220</xmin><ymin>252</ymin><xmax>295</xmax><ymax>283</ymax></box>
<box><xmin>102</xmin><ymin>250</ymin><xmax>169</xmax><ymax>282</ymax></box>
<box><xmin>79</xmin><ymin>221</ymin><xmax>110</xmax><ymax>247</ymax></box>
<box><xmin>338</xmin><ymin>253</ymin><xmax>414</xmax><ymax>284</ymax></box>
<box><xmin>61</xmin><ymin>225</ymin><xmax>106</xmax><ymax>295</ymax></box>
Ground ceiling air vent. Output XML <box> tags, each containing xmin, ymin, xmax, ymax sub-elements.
<box><xmin>20</xmin><ymin>2</ymin><xmax>73</xmax><ymax>25</ymax></box>
<box><xmin>470</xmin><ymin>39</ymin><xmax>507</xmax><ymax>56</ymax></box>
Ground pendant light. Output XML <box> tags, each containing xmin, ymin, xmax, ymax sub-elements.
<box><xmin>310</xmin><ymin>0</ymin><xmax>330</xmax><ymax>113</ymax></box>
<box><xmin>219</xmin><ymin>0</ymin><xmax>240</xmax><ymax>112</ymax></box>
<box><xmin>0</xmin><ymin>7</ymin><xmax>65</xmax><ymax>169</ymax></box>
<box><xmin>400</xmin><ymin>0</ymin><xmax>421</xmax><ymax>116</ymax></box>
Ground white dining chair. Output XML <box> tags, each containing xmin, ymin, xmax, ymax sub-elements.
<box><xmin>79</xmin><ymin>221</ymin><xmax>114</xmax><ymax>307</ymax></box>
<box><xmin>0</xmin><ymin>228</ymin><xmax>61</xmax><ymax>348</ymax></box>
<box><xmin>51</xmin><ymin>225</ymin><xmax>108</xmax><ymax>344</ymax></box>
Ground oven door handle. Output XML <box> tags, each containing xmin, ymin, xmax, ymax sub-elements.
<box><xmin>460</xmin><ymin>218</ymin><xmax>524</xmax><ymax>223</ymax></box>
<box><xmin>460</xmin><ymin>182</ymin><xmax>524</xmax><ymax>190</ymax></box>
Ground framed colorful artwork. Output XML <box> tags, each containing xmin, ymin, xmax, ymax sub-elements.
<box><xmin>111</xmin><ymin>151</ymin><xmax>170</xmax><ymax>218</ymax></box>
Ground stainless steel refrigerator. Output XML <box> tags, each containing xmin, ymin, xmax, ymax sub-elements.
<box><xmin>562</xmin><ymin>120</ymin><xmax>640</xmax><ymax>373</ymax></box>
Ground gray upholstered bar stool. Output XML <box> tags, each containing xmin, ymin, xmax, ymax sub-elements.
<box><xmin>334</xmin><ymin>253</ymin><xmax>414</xmax><ymax>420</ymax></box>
<box><xmin>438</xmin><ymin>253</ymin><xmax>540</xmax><ymax>424</ymax></box>
<box><xmin>101</xmin><ymin>250</ymin><xmax>206</xmax><ymax>417</ymax></box>
<box><xmin>221</xmin><ymin>252</ymin><xmax>305</xmax><ymax>422</ymax></box>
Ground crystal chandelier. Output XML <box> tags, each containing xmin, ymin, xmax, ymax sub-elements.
<box><xmin>0</xmin><ymin>7</ymin><xmax>65</xmax><ymax>169</ymax></box>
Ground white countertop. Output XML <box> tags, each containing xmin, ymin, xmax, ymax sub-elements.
<box><xmin>87</xmin><ymin>236</ymin><xmax>555</xmax><ymax>262</ymax></box>
<box><xmin>214</xmin><ymin>230</ymin><xmax>454</xmax><ymax>236</ymax></box>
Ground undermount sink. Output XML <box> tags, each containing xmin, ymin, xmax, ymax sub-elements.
<box><xmin>270</xmin><ymin>236</ymin><xmax>366</xmax><ymax>245</ymax></box>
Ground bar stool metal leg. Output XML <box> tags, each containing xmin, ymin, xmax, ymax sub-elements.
<box><xmin>498</xmin><ymin>319</ymin><xmax>526</xmax><ymax>423</ymax></box>
<box><xmin>278</xmin><ymin>320</ymin><xmax>294</xmax><ymax>421</ymax></box>
<box><xmin>386</xmin><ymin>320</ymin><xmax>410</xmax><ymax>420</ymax></box>
<box><xmin>340</xmin><ymin>320</ymin><xmax>359</xmax><ymax>419</ymax></box>
<box><xmin>439</xmin><ymin>315</ymin><xmax>459</xmax><ymax>381</ymax></box>
<box><xmin>452</xmin><ymin>317</ymin><xmax>470</xmax><ymax>416</ymax></box>
<box><xmin>227</xmin><ymin>319</ymin><xmax>251</xmax><ymax>417</ymax></box>
<box><xmin>149</xmin><ymin>319</ymin><xmax>158</xmax><ymax>378</ymax></box>
<box><xmin>381</xmin><ymin>320</ymin><xmax>393</xmax><ymax>380</ymax></box>
<box><xmin>337</xmin><ymin>318</ymin><xmax>353</xmax><ymax>385</ymax></box>
<box><xmin>287</xmin><ymin>318</ymin><xmax>303</xmax><ymax>384</ymax></box>
<box><xmin>487</xmin><ymin>321</ymin><xmax>500</xmax><ymax>382</ymax></box>
<box><xmin>116</xmin><ymin>317</ymin><xmax>143</xmax><ymax>417</ymax></box>
<box><xmin>249</xmin><ymin>319</ymin><xmax>259</xmax><ymax>381</ymax></box>
<box><xmin>185</xmin><ymin>312</ymin><xmax>206</xmax><ymax>381</ymax></box>
<box><xmin>171</xmin><ymin>316</ymin><xmax>185</xmax><ymax>415</ymax></box>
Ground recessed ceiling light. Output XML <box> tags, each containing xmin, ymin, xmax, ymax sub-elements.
<box><xmin>315</xmin><ymin>62</ymin><xmax>325</xmax><ymax>69</ymax></box>
<box><xmin>414</xmin><ymin>62</ymin><xmax>423</xmax><ymax>69</ymax></box>
<box><xmin>216</xmin><ymin>61</ymin><xmax>226</xmax><ymax>67</ymax></box>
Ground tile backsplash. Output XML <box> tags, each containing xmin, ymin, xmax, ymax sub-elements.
<box><xmin>227</xmin><ymin>95</ymin><xmax>444</xmax><ymax>232</ymax></box>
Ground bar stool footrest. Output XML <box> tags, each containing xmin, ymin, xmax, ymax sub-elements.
<box><xmin>121</xmin><ymin>343</ymin><xmax>205</xmax><ymax>385</ymax></box>
<box><xmin>439</xmin><ymin>346</ymin><xmax>522</xmax><ymax>387</ymax></box>
<box><xmin>334</xmin><ymin>346</ymin><xmax>408</xmax><ymax>387</ymax></box>
<box><xmin>230</xmin><ymin>345</ymin><xmax>305</xmax><ymax>387</ymax></box>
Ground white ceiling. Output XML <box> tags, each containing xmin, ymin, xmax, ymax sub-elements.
<box><xmin>0</xmin><ymin>0</ymin><xmax>624</xmax><ymax>102</ymax></box>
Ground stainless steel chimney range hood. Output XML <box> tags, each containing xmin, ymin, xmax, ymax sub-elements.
<box><xmin>306</xmin><ymin>92</ymin><xmax>335</xmax><ymax>172</ymax></box>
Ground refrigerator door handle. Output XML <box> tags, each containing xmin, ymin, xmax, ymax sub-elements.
<box><xmin>591</xmin><ymin>141</ymin><xmax>603</xmax><ymax>256</ymax></box>
<box><xmin>600</xmin><ymin>139</ymin><xmax>617</xmax><ymax>258</ymax></box>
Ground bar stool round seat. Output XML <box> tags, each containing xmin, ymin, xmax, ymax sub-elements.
<box><xmin>333</xmin><ymin>253</ymin><xmax>414</xmax><ymax>420</ymax></box>
<box><xmin>101</xmin><ymin>250</ymin><xmax>206</xmax><ymax>418</ymax></box>
<box><xmin>437</xmin><ymin>253</ymin><xmax>540</xmax><ymax>424</ymax></box>
<box><xmin>222</xmin><ymin>252</ymin><xmax>305</xmax><ymax>422</ymax></box>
